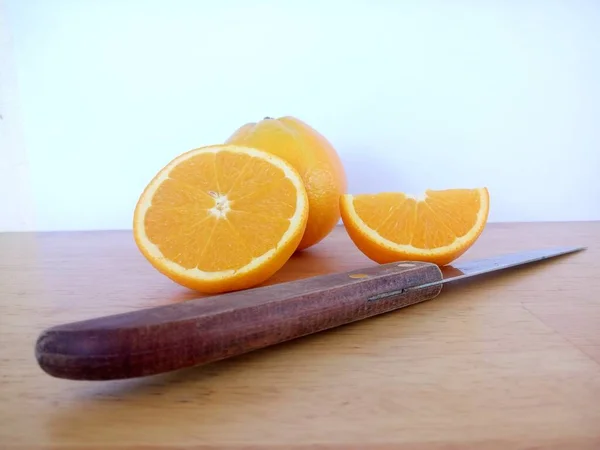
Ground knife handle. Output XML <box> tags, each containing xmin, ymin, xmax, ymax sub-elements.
<box><xmin>35</xmin><ymin>261</ymin><xmax>443</xmax><ymax>380</ymax></box>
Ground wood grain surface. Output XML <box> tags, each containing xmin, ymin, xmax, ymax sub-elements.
<box><xmin>1</xmin><ymin>222</ymin><xmax>600</xmax><ymax>449</ymax></box>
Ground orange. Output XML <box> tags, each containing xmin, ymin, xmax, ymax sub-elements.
<box><xmin>133</xmin><ymin>144</ymin><xmax>309</xmax><ymax>294</ymax></box>
<box><xmin>340</xmin><ymin>188</ymin><xmax>489</xmax><ymax>266</ymax></box>
<box><xmin>225</xmin><ymin>116</ymin><xmax>347</xmax><ymax>251</ymax></box>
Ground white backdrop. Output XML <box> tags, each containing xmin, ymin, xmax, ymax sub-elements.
<box><xmin>2</xmin><ymin>0</ymin><xmax>599</xmax><ymax>232</ymax></box>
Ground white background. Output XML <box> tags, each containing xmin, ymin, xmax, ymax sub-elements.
<box><xmin>2</xmin><ymin>0</ymin><xmax>599</xmax><ymax>232</ymax></box>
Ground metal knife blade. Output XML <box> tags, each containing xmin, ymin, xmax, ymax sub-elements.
<box><xmin>442</xmin><ymin>245</ymin><xmax>586</xmax><ymax>281</ymax></box>
<box><xmin>368</xmin><ymin>246</ymin><xmax>586</xmax><ymax>301</ymax></box>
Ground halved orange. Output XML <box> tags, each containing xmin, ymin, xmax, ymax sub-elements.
<box><xmin>133</xmin><ymin>144</ymin><xmax>309</xmax><ymax>293</ymax></box>
<box><xmin>340</xmin><ymin>188</ymin><xmax>489</xmax><ymax>266</ymax></box>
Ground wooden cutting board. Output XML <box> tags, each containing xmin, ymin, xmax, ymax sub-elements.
<box><xmin>1</xmin><ymin>222</ymin><xmax>600</xmax><ymax>449</ymax></box>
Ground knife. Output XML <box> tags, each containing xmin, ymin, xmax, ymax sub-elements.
<box><xmin>35</xmin><ymin>246</ymin><xmax>584</xmax><ymax>381</ymax></box>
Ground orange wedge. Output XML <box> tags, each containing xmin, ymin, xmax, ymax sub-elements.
<box><xmin>340</xmin><ymin>188</ymin><xmax>489</xmax><ymax>266</ymax></box>
<box><xmin>133</xmin><ymin>144</ymin><xmax>309</xmax><ymax>293</ymax></box>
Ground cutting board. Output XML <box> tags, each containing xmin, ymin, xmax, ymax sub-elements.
<box><xmin>1</xmin><ymin>222</ymin><xmax>599</xmax><ymax>449</ymax></box>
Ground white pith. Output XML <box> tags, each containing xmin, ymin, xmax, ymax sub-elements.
<box><xmin>342</xmin><ymin>188</ymin><xmax>489</xmax><ymax>255</ymax></box>
<box><xmin>134</xmin><ymin>145</ymin><xmax>307</xmax><ymax>281</ymax></box>
<box><xmin>405</xmin><ymin>192</ymin><xmax>427</xmax><ymax>201</ymax></box>
<box><xmin>208</xmin><ymin>193</ymin><xmax>231</xmax><ymax>219</ymax></box>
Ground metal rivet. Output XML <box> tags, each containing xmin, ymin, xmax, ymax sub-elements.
<box><xmin>349</xmin><ymin>273</ymin><xmax>369</xmax><ymax>279</ymax></box>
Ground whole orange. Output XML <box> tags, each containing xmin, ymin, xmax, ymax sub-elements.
<box><xmin>225</xmin><ymin>116</ymin><xmax>347</xmax><ymax>250</ymax></box>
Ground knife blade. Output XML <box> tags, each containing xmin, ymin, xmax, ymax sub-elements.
<box><xmin>35</xmin><ymin>246</ymin><xmax>584</xmax><ymax>381</ymax></box>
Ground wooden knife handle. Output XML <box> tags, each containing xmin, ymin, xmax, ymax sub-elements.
<box><xmin>35</xmin><ymin>261</ymin><xmax>443</xmax><ymax>380</ymax></box>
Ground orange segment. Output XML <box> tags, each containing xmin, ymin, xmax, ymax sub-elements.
<box><xmin>340</xmin><ymin>188</ymin><xmax>489</xmax><ymax>266</ymax></box>
<box><xmin>133</xmin><ymin>144</ymin><xmax>309</xmax><ymax>293</ymax></box>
